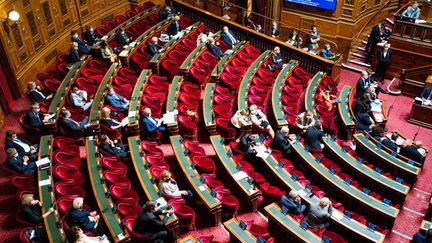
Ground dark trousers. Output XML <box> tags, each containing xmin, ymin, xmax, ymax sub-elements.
<box><xmin>374</xmin><ymin>62</ymin><xmax>389</xmax><ymax>82</ymax></box>
<box><xmin>181</xmin><ymin>190</ymin><xmax>194</xmax><ymax>204</ymax></box>
<box><xmin>365</xmin><ymin>42</ymin><xmax>377</xmax><ymax>63</ymax></box>
<box><xmin>150</xmin><ymin>230</ymin><xmax>169</xmax><ymax>242</ymax></box>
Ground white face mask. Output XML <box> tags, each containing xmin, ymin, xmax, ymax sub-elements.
<box><xmin>35</xmin><ymin>109</ymin><xmax>40</xmax><ymax>113</ymax></box>
<box><xmin>90</xmin><ymin>28</ymin><xmax>94</xmax><ymax>32</ymax></box>
<box><xmin>224</xmin><ymin>29</ymin><xmax>229</xmax><ymax>33</ymax></box>
<box><xmin>14</xmin><ymin>153</ymin><xmax>19</xmax><ymax>158</ymax></box>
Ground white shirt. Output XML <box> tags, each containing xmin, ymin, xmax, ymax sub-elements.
<box><xmin>14</xmin><ymin>139</ymin><xmax>31</xmax><ymax>153</ymax></box>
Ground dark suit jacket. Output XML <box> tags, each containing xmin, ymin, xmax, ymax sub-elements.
<box><xmin>304</xmin><ymin>126</ymin><xmax>323</xmax><ymax>150</ymax></box>
<box><xmin>28</xmin><ymin>89</ymin><xmax>46</xmax><ymax>102</ymax></box>
<box><xmin>236</xmin><ymin>134</ymin><xmax>255</xmax><ymax>155</ymax></box>
<box><xmin>7</xmin><ymin>155</ymin><xmax>36</xmax><ymax>175</ymax></box>
<box><xmin>377</xmin><ymin>48</ymin><xmax>392</xmax><ymax>64</ymax></box>
<box><xmin>100</xmin><ymin>142</ymin><xmax>127</xmax><ymax>158</ymax></box>
<box><xmin>141</xmin><ymin>116</ymin><xmax>159</xmax><ymax>135</ymax></box>
<box><xmin>167</xmin><ymin>21</ymin><xmax>181</xmax><ymax>36</ymax></box>
<box><xmin>221</xmin><ymin>30</ymin><xmax>238</xmax><ymax>47</ymax></box>
<box><xmin>412</xmin><ymin>231</ymin><xmax>432</xmax><ymax>243</ymax></box>
<box><xmin>21</xmin><ymin>205</ymin><xmax>43</xmax><ymax>224</ymax></box>
<box><xmin>369</xmin><ymin>25</ymin><xmax>381</xmax><ymax>44</ymax></box>
<box><xmin>145</xmin><ymin>42</ymin><xmax>162</xmax><ymax>56</ymax></box>
<box><xmin>355</xmin><ymin>111</ymin><xmax>372</xmax><ymax>132</ymax></box>
<box><xmin>280</xmin><ymin>196</ymin><xmax>303</xmax><ymax>214</ymax></box>
<box><xmin>272</xmin><ymin>53</ymin><xmax>283</xmax><ymax>69</ymax></box>
<box><xmin>59</xmin><ymin>117</ymin><xmax>85</xmax><ymax>132</ymax></box>
<box><xmin>355</xmin><ymin>76</ymin><xmax>370</xmax><ymax>99</ymax></box>
<box><xmin>25</xmin><ymin>110</ymin><xmax>44</xmax><ymax>128</ymax></box>
<box><xmin>161</xmin><ymin>7</ymin><xmax>175</xmax><ymax>19</ymax></box>
<box><xmin>208</xmin><ymin>43</ymin><xmax>224</xmax><ymax>58</ymax></box>
<box><xmin>400</xmin><ymin>145</ymin><xmax>424</xmax><ymax>164</ymax></box>
<box><xmin>271</xmin><ymin>130</ymin><xmax>292</xmax><ymax>154</ymax></box>
<box><xmin>67</xmin><ymin>48</ymin><xmax>80</xmax><ymax>63</ymax></box>
<box><xmin>84</xmin><ymin>31</ymin><xmax>98</xmax><ymax>45</ymax></box>
<box><xmin>354</xmin><ymin>99</ymin><xmax>366</xmax><ymax>115</ymax></box>
<box><xmin>271</xmin><ymin>27</ymin><xmax>280</xmax><ymax>37</ymax></box>
<box><xmin>420</xmin><ymin>87</ymin><xmax>432</xmax><ymax>100</ymax></box>
<box><xmin>116</xmin><ymin>32</ymin><xmax>130</xmax><ymax>45</ymax></box>
<box><xmin>382</xmin><ymin>138</ymin><xmax>398</xmax><ymax>152</ymax></box>
<box><xmin>133</xmin><ymin>209</ymin><xmax>165</xmax><ymax>234</ymax></box>
<box><xmin>71</xmin><ymin>37</ymin><xmax>90</xmax><ymax>54</ymax></box>
<box><xmin>67</xmin><ymin>208</ymin><xmax>95</xmax><ymax>231</ymax></box>
<box><xmin>5</xmin><ymin>137</ymin><xmax>32</xmax><ymax>157</ymax></box>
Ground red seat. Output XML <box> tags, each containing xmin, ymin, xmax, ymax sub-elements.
<box><xmin>248</xmin><ymin>223</ymin><xmax>270</xmax><ymax>239</ymax></box>
<box><xmin>141</xmin><ymin>141</ymin><xmax>164</xmax><ymax>157</ymax></box>
<box><xmin>178</xmin><ymin>115</ymin><xmax>198</xmax><ymax>138</ymax></box>
<box><xmin>180</xmin><ymin>38</ymin><xmax>196</xmax><ymax>50</ymax></box>
<box><xmin>57</xmin><ymin>63</ymin><xmax>69</xmax><ymax>76</ymax></box>
<box><xmin>145</xmin><ymin>155</ymin><xmax>170</xmax><ymax>169</ymax></box>
<box><xmin>9</xmin><ymin>174</ymin><xmax>34</xmax><ymax>189</ymax></box>
<box><xmin>214</xmin><ymin>85</ymin><xmax>230</xmax><ymax>95</ymax></box>
<box><xmin>195</xmin><ymin>59</ymin><xmax>216</xmax><ymax>71</ymax></box>
<box><xmin>88</xmin><ymin>59</ymin><xmax>108</xmax><ymax>70</ymax></box>
<box><xmin>183</xmin><ymin>140</ymin><xmax>206</xmax><ymax>155</ymax></box>
<box><xmin>124</xmin><ymin>217</ymin><xmax>149</xmax><ymax>240</ymax></box>
<box><xmin>104</xmin><ymin>20</ymin><xmax>118</xmax><ymax>30</ymax></box>
<box><xmin>17</xmin><ymin>112</ymin><xmax>40</xmax><ymax>135</ymax></box>
<box><xmin>292</xmin><ymin>67</ymin><xmax>311</xmax><ymax>84</ymax></box>
<box><xmin>217</xmin><ymin>194</ymin><xmax>239</xmax><ymax>218</ymax></box>
<box><xmin>54</xmin><ymin>156</ymin><xmax>82</xmax><ymax>171</ymax></box>
<box><xmin>53</xmin><ymin>164</ymin><xmax>84</xmax><ymax>185</ymax></box>
<box><xmin>143</xmin><ymin>1</ymin><xmax>156</xmax><ymax>8</ymax></box>
<box><xmin>125</xmin><ymin>10</ymin><xmax>136</xmax><ymax>19</ymax></box>
<box><xmin>96</xmin><ymin>26</ymin><xmax>109</xmax><ymax>37</ymax></box>
<box><xmin>260</xmin><ymin>182</ymin><xmax>285</xmax><ymax>204</ymax></box>
<box><xmin>160</xmin><ymin>59</ymin><xmax>180</xmax><ymax>77</ymax></box>
<box><xmin>117</xmin><ymin>202</ymin><xmax>142</xmax><ymax>218</ymax></box>
<box><xmin>215</xmin><ymin>118</ymin><xmax>236</xmax><ymax>139</ymax></box>
<box><xmin>37</xmin><ymin>72</ymin><xmax>56</xmax><ymax>81</ymax></box>
<box><xmin>189</xmin><ymin>66</ymin><xmax>209</xmax><ymax>85</ymax></box>
<box><xmin>103</xmin><ymin>170</ymin><xmax>131</xmax><ymax>188</ymax></box>
<box><xmin>201</xmin><ymin>51</ymin><xmax>218</xmax><ymax>62</ymax></box>
<box><xmin>220</xmin><ymin>73</ymin><xmax>240</xmax><ymax>90</ymax></box>
<box><xmin>100</xmin><ymin>157</ymin><xmax>128</xmax><ymax>173</ymax></box>
<box><xmin>323</xmin><ymin>231</ymin><xmax>348</xmax><ymax>243</ymax></box>
<box><xmin>110</xmin><ymin>185</ymin><xmax>139</xmax><ymax>205</ymax></box>
<box><xmin>178</xmin><ymin>92</ymin><xmax>199</xmax><ymax>105</ymax></box>
<box><xmin>167</xmin><ymin>49</ymin><xmax>188</xmax><ymax>61</ymax></box>
<box><xmin>118</xmin><ymin>67</ymin><xmax>138</xmax><ymax>80</ymax></box>
<box><xmin>169</xmin><ymin>199</ymin><xmax>196</xmax><ymax>230</ymax></box>
<box><xmin>81</xmin><ymin>68</ymin><xmax>104</xmax><ymax>83</ymax></box>
<box><xmin>134</xmin><ymin>6</ymin><xmax>145</xmax><ymax>13</ymax></box>
<box><xmin>230</xmin><ymin>58</ymin><xmax>248</xmax><ymax>68</ymax></box>
<box><xmin>244</xmin><ymin>45</ymin><xmax>261</xmax><ymax>57</ymax></box>
<box><xmin>54</xmin><ymin>181</ymin><xmax>85</xmax><ymax>198</ymax></box>
<box><xmin>115</xmin><ymin>15</ymin><xmax>127</xmax><ymax>24</ymax></box>
<box><xmin>131</xmin><ymin>53</ymin><xmax>151</xmax><ymax>70</ymax></box>
<box><xmin>192</xmin><ymin>156</ymin><xmax>216</xmax><ymax>174</ymax></box>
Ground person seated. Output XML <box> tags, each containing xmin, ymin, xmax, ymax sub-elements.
<box><xmin>59</xmin><ymin>108</ymin><xmax>90</xmax><ymax>133</ymax></box>
<box><xmin>236</xmin><ymin>133</ymin><xmax>258</xmax><ymax>156</ymax></box>
<box><xmin>67</xmin><ymin>197</ymin><xmax>100</xmax><ymax>233</ymax></box>
<box><xmin>71</xmin><ymin>30</ymin><xmax>90</xmax><ymax>54</ymax></box>
<box><xmin>420</xmin><ymin>87</ymin><xmax>432</xmax><ymax>104</ymax></box>
<box><xmin>271</xmin><ymin>21</ymin><xmax>280</xmax><ymax>38</ymax></box>
<box><xmin>221</xmin><ymin>26</ymin><xmax>239</xmax><ymax>48</ymax></box>
<box><xmin>207</xmin><ymin>37</ymin><xmax>225</xmax><ymax>59</ymax></box>
<box><xmin>70</xmin><ymin>85</ymin><xmax>93</xmax><ymax>111</ymax></box>
<box><xmin>316</xmin><ymin>86</ymin><xmax>337</xmax><ymax>111</ymax></box>
<box><xmin>295</xmin><ymin>110</ymin><xmax>316</xmax><ymax>133</ymax></box>
<box><xmin>412</xmin><ymin>228</ymin><xmax>432</xmax><ymax>243</ymax></box>
<box><xmin>25</xmin><ymin>102</ymin><xmax>50</xmax><ymax>132</ymax></box>
<box><xmin>105</xmin><ymin>87</ymin><xmax>129</xmax><ymax>112</ymax></box>
<box><xmin>230</xmin><ymin>109</ymin><xmax>251</xmax><ymax>130</ymax></box>
<box><xmin>304</xmin><ymin>122</ymin><xmax>324</xmax><ymax>150</ymax></box>
<box><xmin>308</xmin><ymin>26</ymin><xmax>320</xmax><ymax>51</ymax></box>
<box><xmin>355</xmin><ymin>107</ymin><xmax>374</xmax><ymax>132</ymax></box>
<box><xmin>27</xmin><ymin>81</ymin><xmax>52</xmax><ymax>102</ymax></box>
<box><xmin>369</xmin><ymin>125</ymin><xmax>385</xmax><ymax>141</ymax></box>
<box><xmin>100</xmin><ymin>107</ymin><xmax>124</xmax><ymax>132</ymax></box>
<box><xmin>70</xmin><ymin>225</ymin><xmax>109</xmax><ymax>243</ymax></box>
<box><xmin>271</xmin><ymin>46</ymin><xmax>283</xmax><ymax>69</ymax></box>
<box><xmin>161</xmin><ymin>5</ymin><xmax>176</xmax><ymax>19</ymax></box>
<box><xmin>159</xmin><ymin>170</ymin><xmax>194</xmax><ymax>203</ymax></box>
<box><xmin>382</xmin><ymin>132</ymin><xmax>399</xmax><ymax>153</ymax></box>
<box><xmin>67</xmin><ymin>42</ymin><xmax>81</xmax><ymax>63</ymax></box>
<box><xmin>246</xmin><ymin>15</ymin><xmax>258</xmax><ymax>31</ymax></box>
<box><xmin>116</xmin><ymin>27</ymin><xmax>131</xmax><ymax>46</ymax></box>
<box><xmin>303</xmin><ymin>197</ymin><xmax>332</xmax><ymax>228</ymax></box>
<box><xmin>167</xmin><ymin>15</ymin><xmax>182</xmax><ymax>37</ymax></box>
<box><xmin>84</xmin><ymin>25</ymin><xmax>98</xmax><ymax>46</ymax></box>
<box><xmin>140</xmin><ymin>107</ymin><xmax>167</xmax><ymax>137</ymax></box>
<box><xmin>280</xmin><ymin>190</ymin><xmax>306</xmax><ymax>215</ymax></box>
<box><xmin>354</xmin><ymin>94</ymin><xmax>371</xmax><ymax>115</ymax></box>
<box><xmin>20</xmin><ymin>194</ymin><xmax>54</xmax><ymax>224</ymax></box>
<box><xmin>402</xmin><ymin>1</ymin><xmax>421</xmax><ymax>19</ymax></box>
<box><xmin>6</xmin><ymin>148</ymin><xmax>36</xmax><ymax>175</ymax></box>
<box><xmin>400</xmin><ymin>140</ymin><xmax>425</xmax><ymax>165</ymax></box>
<box><xmin>286</xmin><ymin>29</ymin><xmax>302</xmax><ymax>48</ymax></box>
<box><xmin>133</xmin><ymin>201</ymin><xmax>173</xmax><ymax>242</ymax></box>
<box><xmin>196</xmin><ymin>28</ymin><xmax>214</xmax><ymax>46</ymax></box>
<box><xmin>100</xmin><ymin>41</ymin><xmax>117</xmax><ymax>64</ymax></box>
<box><xmin>271</xmin><ymin>126</ymin><xmax>293</xmax><ymax>157</ymax></box>
<box><xmin>320</xmin><ymin>44</ymin><xmax>337</xmax><ymax>60</ymax></box>
<box><xmin>145</xmin><ymin>37</ymin><xmax>163</xmax><ymax>57</ymax></box>
<box><xmin>99</xmin><ymin>134</ymin><xmax>128</xmax><ymax>159</ymax></box>
<box><xmin>5</xmin><ymin>130</ymin><xmax>38</xmax><ymax>161</ymax></box>
<box><xmin>249</xmin><ymin>104</ymin><xmax>275</xmax><ymax>138</ymax></box>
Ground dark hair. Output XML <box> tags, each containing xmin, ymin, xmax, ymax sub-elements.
<box><xmin>314</xmin><ymin>122</ymin><xmax>322</xmax><ymax>130</ymax></box>
<box><xmin>391</xmin><ymin>133</ymin><xmax>399</xmax><ymax>141</ymax></box>
<box><xmin>71</xmin><ymin>30</ymin><xmax>77</xmax><ymax>35</ymax></box>
<box><xmin>143</xmin><ymin>201</ymin><xmax>156</xmax><ymax>212</ymax></box>
<box><xmin>5</xmin><ymin>130</ymin><xmax>15</xmax><ymax>138</ymax></box>
<box><xmin>100</xmin><ymin>41</ymin><xmax>108</xmax><ymax>48</ymax></box>
<box><xmin>202</xmin><ymin>28</ymin><xmax>210</xmax><ymax>35</ymax></box>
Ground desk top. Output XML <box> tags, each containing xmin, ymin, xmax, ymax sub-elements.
<box><xmin>177</xmin><ymin>234</ymin><xmax>199</xmax><ymax>243</ymax></box>
<box><xmin>354</xmin><ymin>134</ymin><xmax>421</xmax><ymax>176</ymax></box>
<box><xmin>89</xmin><ymin>63</ymin><xmax>119</xmax><ymax>124</ymax></box>
<box><xmin>304</xmin><ymin>71</ymin><xmax>325</xmax><ymax>116</ymax></box>
<box><xmin>237</xmin><ymin>50</ymin><xmax>272</xmax><ymax>111</ymax></box>
<box><xmin>203</xmin><ymin>83</ymin><xmax>216</xmax><ymax>128</ymax></box>
<box><xmin>271</xmin><ymin>60</ymin><xmax>299</xmax><ymax>127</ymax></box>
<box><xmin>291</xmin><ymin>138</ymin><xmax>399</xmax><ymax>218</ymax></box>
<box><xmin>210</xmin><ymin>41</ymin><xmax>247</xmax><ymax>78</ymax></box>
<box><xmin>223</xmin><ymin>218</ymin><xmax>258</xmax><ymax>243</ymax></box>
<box><xmin>265</xmin><ymin>203</ymin><xmax>321</xmax><ymax>242</ymax></box>
<box><xmin>166</xmin><ymin>76</ymin><xmax>183</xmax><ymax>113</ymax></box>
<box><xmin>338</xmin><ymin>85</ymin><xmax>355</xmax><ymax>126</ymax></box>
<box><xmin>323</xmin><ymin>136</ymin><xmax>409</xmax><ymax>196</ymax></box>
<box><xmin>421</xmin><ymin>220</ymin><xmax>432</xmax><ymax>231</ymax></box>
<box><xmin>170</xmin><ymin>135</ymin><xmax>221</xmax><ymax>209</ymax></box>
<box><xmin>128</xmin><ymin>69</ymin><xmax>150</xmax><ymax>126</ymax></box>
<box><xmin>86</xmin><ymin>138</ymin><xmax>129</xmax><ymax>242</ymax></box>
<box><xmin>38</xmin><ymin>135</ymin><xmax>66</xmax><ymax>243</ymax></box>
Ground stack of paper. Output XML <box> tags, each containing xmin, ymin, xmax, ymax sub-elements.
<box><xmin>233</xmin><ymin>171</ymin><xmax>248</xmax><ymax>181</ymax></box>
<box><xmin>36</xmin><ymin>157</ymin><xmax>50</xmax><ymax>168</ymax></box>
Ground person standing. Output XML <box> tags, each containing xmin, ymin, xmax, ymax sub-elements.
<box><xmin>365</xmin><ymin>23</ymin><xmax>383</xmax><ymax>64</ymax></box>
<box><xmin>374</xmin><ymin>43</ymin><xmax>392</xmax><ymax>83</ymax></box>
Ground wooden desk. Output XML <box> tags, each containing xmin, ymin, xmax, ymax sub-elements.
<box><xmin>170</xmin><ymin>135</ymin><xmax>222</xmax><ymax>225</ymax></box>
<box><xmin>177</xmin><ymin>234</ymin><xmax>200</xmax><ymax>243</ymax></box>
<box><xmin>265</xmin><ymin>203</ymin><xmax>321</xmax><ymax>242</ymax></box>
<box><xmin>86</xmin><ymin>138</ymin><xmax>130</xmax><ymax>242</ymax></box>
<box><xmin>223</xmin><ymin>218</ymin><xmax>259</xmax><ymax>243</ymax></box>
<box><xmin>304</xmin><ymin>71</ymin><xmax>325</xmax><ymax>117</ymax></box>
<box><xmin>38</xmin><ymin>135</ymin><xmax>66</xmax><ymax>243</ymax></box>
<box><xmin>165</xmin><ymin>76</ymin><xmax>183</xmax><ymax>134</ymax></box>
<box><xmin>422</xmin><ymin>1</ymin><xmax>432</xmax><ymax>22</ymax></box>
<box><xmin>271</xmin><ymin>60</ymin><xmax>298</xmax><ymax>128</ymax></box>
<box><xmin>210</xmin><ymin>41</ymin><xmax>247</xmax><ymax>82</ymax></box>
<box><xmin>127</xmin><ymin>69</ymin><xmax>151</xmax><ymax>136</ymax></box>
<box><xmin>337</xmin><ymin>85</ymin><xmax>355</xmax><ymax>141</ymax></box>
<box><xmin>210</xmin><ymin>135</ymin><xmax>260</xmax><ymax>211</ymax></box>
<box><xmin>203</xmin><ymin>83</ymin><xmax>216</xmax><ymax>135</ymax></box>
<box><xmin>408</xmin><ymin>103</ymin><xmax>432</xmax><ymax>129</ymax></box>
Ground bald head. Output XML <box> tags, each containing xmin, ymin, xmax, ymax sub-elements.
<box><xmin>151</xmin><ymin>37</ymin><xmax>158</xmax><ymax>43</ymax></box>
<box><xmin>280</xmin><ymin>126</ymin><xmax>289</xmax><ymax>135</ymax></box>
<box><xmin>174</xmin><ymin>15</ymin><xmax>180</xmax><ymax>21</ymax></box>
<box><xmin>414</xmin><ymin>140</ymin><xmax>423</xmax><ymax>148</ymax></box>
<box><xmin>143</xmin><ymin>107</ymin><xmax>151</xmax><ymax>117</ymax></box>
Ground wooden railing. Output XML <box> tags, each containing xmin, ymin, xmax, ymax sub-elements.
<box><xmin>399</xmin><ymin>64</ymin><xmax>432</xmax><ymax>96</ymax></box>
<box><xmin>171</xmin><ymin>0</ymin><xmax>342</xmax><ymax>78</ymax></box>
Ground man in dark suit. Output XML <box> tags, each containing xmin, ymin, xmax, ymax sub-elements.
<box><xmin>67</xmin><ymin>197</ymin><xmax>100</xmax><ymax>233</ymax></box>
<box><xmin>412</xmin><ymin>228</ymin><xmax>432</xmax><ymax>243</ymax></box>
<box><xmin>355</xmin><ymin>71</ymin><xmax>372</xmax><ymax>99</ymax></box>
<box><xmin>5</xmin><ymin>130</ymin><xmax>37</xmax><ymax>161</ymax></box>
<box><xmin>420</xmin><ymin>87</ymin><xmax>432</xmax><ymax>101</ymax></box>
<box><xmin>221</xmin><ymin>26</ymin><xmax>239</xmax><ymax>48</ymax></box>
<box><xmin>71</xmin><ymin>30</ymin><xmax>90</xmax><ymax>54</ymax></box>
<box><xmin>382</xmin><ymin>132</ymin><xmax>399</xmax><ymax>152</ymax></box>
<box><xmin>400</xmin><ymin>141</ymin><xmax>425</xmax><ymax>165</ymax></box>
<box><xmin>145</xmin><ymin>37</ymin><xmax>163</xmax><ymax>56</ymax></box>
<box><xmin>161</xmin><ymin>5</ymin><xmax>176</xmax><ymax>19</ymax></box>
<box><xmin>356</xmin><ymin>107</ymin><xmax>374</xmax><ymax>132</ymax></box>
<box><xmin>236</xmin><ymin>133</ymin><xmax>258</xmax><ymax>155</ymax></box>
<box><xmin>27</xmin><ymin>81</ymin><xmax>52</xmax><ymax>102</ymax></box>
<box><xmin>271</xmin><ymin>21</ymin><xmax>280</xmax><ymax>38</ymax></box>
<box><xmin>208</xmin><ymin>38</ymin><xmax>224</xmax><ymax>58</ymax></box>
<box><xmin>271</xmin><ymin>126</ymin><xmax>293</xmax><ymax>157</ymax></box>
<box><xmin>140</xmin><ymin>107</ymin><xmax>167</xmax><ymax>137</ymax></box>
<box><xmin>67</xmin><ymin>42</ymin><xmax>80</xmax><ymax>63</ymax></box>
<box><xmin>25</xmin><ymin>103</ymin><xmax>48</xmax><ymax>131</ymax></box>
<box><xmin>6</xmin><ymin>148</ymin><xmax>36</xmax><ymax>175</ymax></box>
<box><xmin>167</xmin><ymin>15</ymin><xmax>181</xmax><ymax>37</ymax></box>
<box><xmin>272</xmin><ymin>46</ymin><xmax>283</xmax><ymax>69</ymax></box>
<box><xmin>304</xmin><ymin>122</ymin><xmax>324</xmax><ymax>150</ymax></box>
<box><xmin>280</xmin><ymin>190</ymin><xmax>307</xmax><ymax>215</ymax></box>
<box><xmin>99</xmin><ymin>134</ymin><xmax>128</xmax><ymax>159</ymax></box>
<box><xmin>59</xmin><ymin>108</ymin><xmax>89</xmax><ymax>133</ymax></box>
<box><xmin>105</xmin><ymin>87</ymin><xmax>129</xmax><ymax>112</ymax></box>
<box><xmin>116</xmin><ymin>27</ymin><xmax>131</xmax><ymax>46</ymax></box>
<box><xmin>365</xmin><ymin>23</ymin><xmax>383</xmax><ymax>63</ymax></box>
<box><xmin>84</xmin><ymin>26</ymin><xmax>98</xmax><ymax>45</ymax></box>
<box><xmin>133</xmin><ymin>201</ymin><xmax>173</xmax><ymax>242</ymax></box>
<box><xmin>374</xmin><ymin>43</ymin><xmax>392</xmax><ymax>83</ymax></box>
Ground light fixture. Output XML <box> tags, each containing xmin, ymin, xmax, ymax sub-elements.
<box><xmin>2</xmin><ymin>10</ymin><xmax>20</xmax><ymax>37</ymax></box>
<box><xmin>8</xmin><ymin>10</ymin><xmax>20</xmax><ymax>23</ymax></box>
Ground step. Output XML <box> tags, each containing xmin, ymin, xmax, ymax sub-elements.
<box><xmin>342</xmin><ymin>63</ymin><xmax>368</xmax><ymax>73</ymax></box>
<box><xmin>386</xmin><ymin>17</ymin><xmax>394</xmax><ymax>26</ymax></box>
<box><xmin>356</xmin><ymin>46</ymin><xmax>367</xmax><ymax>53</ymax></box>
<box><xmin>362</xmin><ymin>40</ymin><xmax>368</xmax><ymax>45</ymax></box>
<box><xmin>348</xmin><ymin>58</ymin><xmax>371</xmax><ymax>68</ymax></box>
<box><xmin>353</xmin><ymin>52</ymin><xmax>367</xmax><ymax>60</ymax></box>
